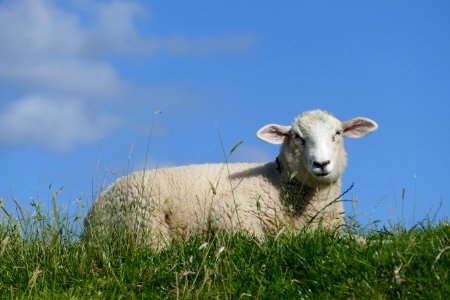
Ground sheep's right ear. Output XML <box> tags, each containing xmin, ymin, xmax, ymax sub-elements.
<box><xmin>256</xmin><ymin>124</ymin><xmax>291</xmax><ymax>144</ymax></box>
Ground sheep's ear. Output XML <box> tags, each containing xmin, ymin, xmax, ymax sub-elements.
<box><xmin>257</xmin><ymin>124</ymin><xmax>291</xmax><ymax>144</ymax></box>
<box><xmin>342</xmin><ymin>117</ymin><xmax>378</xmax><ymax>138</ymax></box>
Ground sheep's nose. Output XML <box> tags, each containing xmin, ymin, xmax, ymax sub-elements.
<box><xmin>313</xmin><ymin>160</ymin><xmax>330</xmax><ymax>168</ymax></box>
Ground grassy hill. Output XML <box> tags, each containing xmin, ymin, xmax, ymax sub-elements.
<box><xmin>0</xmin><ymin>198</ymin><xmax>449</xmax><ymax>299</ymax></box>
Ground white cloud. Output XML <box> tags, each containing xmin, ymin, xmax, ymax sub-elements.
<box><xmin>0</xmin><ymin>0</ymin><xmax>127</xmax><ymax>96</ymax></box>
<box><xmin>1</xmin><ymin>61</ymin><xmax>125</xmax><ymax>98</ymax></box>
<box><xmin>0</xmin><ymin>0</ymin><xmax>83</xmax><ymax>61</ymax></box>
<box><xmin>0</xmin><ymin>0</ymin><xmax>257</xmax><ymax>150</ymax></box>
<box><xmin>0</xmin><ymin>97</ymin><xmax>119</xmax><ymax>151</ymax></box>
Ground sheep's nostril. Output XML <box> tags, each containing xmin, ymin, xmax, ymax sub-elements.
<box><xmin>313</xmin><ymin>160</ymin><xmax>330</xmax><ymax>168</ymax></box>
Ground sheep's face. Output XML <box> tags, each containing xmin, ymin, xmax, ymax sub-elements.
<box><xmin>289</xmin><ymin>112</ymin><xmax>344</xmax><ymax>182</ymax></box>
<box><xmin>257</xmin><ymin>110</ymin><xmax>378</xmax><ymax>185</ymax></box>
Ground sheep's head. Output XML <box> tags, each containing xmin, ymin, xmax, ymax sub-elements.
<box><xmin>257</xmin><ymin>110</ymin><xmax>378</xmax><ymax>186</ymax></box>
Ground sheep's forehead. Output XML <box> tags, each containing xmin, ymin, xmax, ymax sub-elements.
<box><xmin>293</xmin><ymin>111</ymin><xmax>341</xmax><ymax>137</ymax></box>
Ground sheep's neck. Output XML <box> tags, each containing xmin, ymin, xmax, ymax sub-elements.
<box><xmin>280</xmin><ymin>180</ymin><xmax>342</xmax><ymax>218</ymax></box>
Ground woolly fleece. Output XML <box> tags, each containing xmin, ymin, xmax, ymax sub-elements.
<box><xmin>84</xmin><ymin>110</ymin><xmax>377</xmax><ymax>250</ymax></box>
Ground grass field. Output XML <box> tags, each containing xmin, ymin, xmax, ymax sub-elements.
<box><xmin>0</xmin><ymin>195</ymin><xmax>448</xmax><ymax>299</ymax></box>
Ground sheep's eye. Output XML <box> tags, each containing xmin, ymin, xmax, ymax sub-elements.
<box><xmin>332</xmin><ymin>130</ymin><xmax>342</xmax><ymax>142</ymax></box>
<box><xmin>294</xmin><ymin>133</ymin><xmax>305</xmax><ymax>145</ymax></box>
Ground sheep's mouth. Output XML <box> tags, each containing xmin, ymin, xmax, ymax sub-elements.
<box><xmin>316</xmin><ymin>172</ymin><xmax>330</xmax><ymax>177</ymax></box>
<box><xmin>317</xmin><ymin>172</ymin><xmax>329</xmax><ymax>177</ymax></box>
<box><xmin>312</xmin><ymin>170</ymin><xmax>331</xmax><ymax>178</ymax></box>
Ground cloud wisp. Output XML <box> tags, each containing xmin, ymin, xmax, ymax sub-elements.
<box><xmin>0</xmin><ymin>0</ymin><xmax>257</xmax><ymax>151</ymax></box>
<box><xmin>0</xmin><ymin>97</ymin><xmax>119</xmax><ymax>151</ymax></box>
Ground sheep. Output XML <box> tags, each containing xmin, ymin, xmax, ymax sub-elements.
<box><xmin>84</xmin><ymin>110</ymin><xmax>378</xmax><ymax>250</ymax></box>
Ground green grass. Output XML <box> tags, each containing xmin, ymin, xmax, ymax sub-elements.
<box><xmin>0</xmin><ymin>197</ymin><xmax>449</xmax><ymax>299</ymax></box>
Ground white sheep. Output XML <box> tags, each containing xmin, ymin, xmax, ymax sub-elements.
<box><xmin>84</xmin><ymin>110</ymin><xmax>378</xmax><ymax>249</ymax></box>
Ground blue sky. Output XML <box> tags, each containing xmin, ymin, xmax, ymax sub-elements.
<box><xmin>1</xmin><ymin>0</ymin><xmax>449</xmax><ymax>228</ymax></box>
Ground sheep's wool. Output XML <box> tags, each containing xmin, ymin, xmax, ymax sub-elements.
<box><xmin>84</xmin><ymin>110</ymin><xmax>378</xmax><ymax>249</ymax></box>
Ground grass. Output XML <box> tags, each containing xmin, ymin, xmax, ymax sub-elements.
<box><xmin>0</xmin><ymin>196</ymin><xmax>449</xmax><ymax>299</ymax></box>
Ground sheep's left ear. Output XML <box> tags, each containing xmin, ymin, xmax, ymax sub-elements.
<box><xmin>257</xmin><ymin>124</ymin><xmax>291</xmax><ymax>144</ymax></box>
<box><xmin>342</xmin><ymin>117</ymin><xmax>378</xmax><ymax>138</ymax></box>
